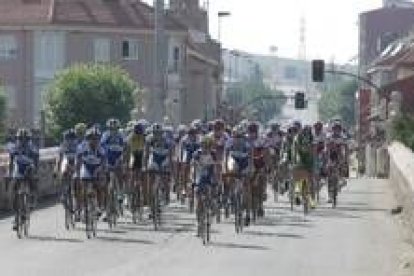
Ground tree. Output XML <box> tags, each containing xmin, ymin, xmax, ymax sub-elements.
<box><xmin>0</xmin><ymin>87</ymin><xmax>6</xmax><ymax>125</ymax></box>
<box><xmin>45</xmin><ymin>64</ymin><xmax>138</xmax><ymax>139</ymax></box>
<box><xmin>225</xmin><ymin>65</ymin><xmax>286</xmax><ymax>123</ymax></box>
<box><xmin>318</xmin><ymin>79</ymin><xmax>357</xmax><ymax>126</ymax></box>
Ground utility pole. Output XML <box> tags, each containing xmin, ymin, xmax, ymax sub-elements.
<box><xmin>151</xmin><ymin>0</ymin><xmax>167</xmax><ymax>122</ymax></box>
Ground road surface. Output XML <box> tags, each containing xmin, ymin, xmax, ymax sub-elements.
<box><xmin>0</xmin><ymin>178</ymin><xmax>407</xmax><ymax>276</ymax></box>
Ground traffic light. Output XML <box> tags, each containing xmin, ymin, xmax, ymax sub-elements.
<box><xmin>312</xmin><ymin>59</ymin><xmax>325</xmax><ymax>82</ymax></box>
<box><xmin>295</xmin><ymin>92</ymin><xmax>306</xmax><ymax>110</ymax></box>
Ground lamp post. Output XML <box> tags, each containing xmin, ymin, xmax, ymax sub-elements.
<box><xmin>217</xmin><ymin>11</ymin><xmax>231</xmax><ymax>119</ymax></box>
<box><xmin>218</xmin><ymin>11</ymin><xmax>231</xmax><ymax>42</ymax></box>
<box><xmin>269</xmin><ymin>45</ymin><xmax>278</xmax><ymax>90</ymax></box>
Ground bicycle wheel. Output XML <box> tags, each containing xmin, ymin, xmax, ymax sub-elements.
<box><xmin>23</xmin><ymin>191</ymin><xmax>30</xmax><ymax>238</ymax></box>
<box><xmin>85</xmin><ymin>183</ymin><xmax>95</xmax><ymax>239</ymax></box>
<box><xmin>151</xmin><ymin>176</ymin><xmax>161</xmax><ymax>231</ymax></box>
<box><xmin>199</xmin><ymin>196</ymin><xmax>207</xmax><ymax>245</ymax></box>
<box><xmin>16</xmin><ymin>212</ymin><xmax>23</xmax><ymax>239</ymax></box>
<box><xmin>234</xmin><ymin>179</ymin><xmax>243</xmax><ymax>234</ymax></box>
<box><xmin>332</xmin><ymin>179</ymin><xmax>338</xmax><ymax>208</ymax></box>
<box><xmin>131</xmin><ymin>184</ymin><xmax>142</xmax><ymax>224</ymax></box>
<box><xmin>107</xmin><ymin>173</ymin><xmax>118</xmax><ymax>230</ymax></box>
<box><xmin>205</xmin><ymin>198</ymin><xmax>211</xmax><ymax>245</ymax></box>
<box><xmin>302</xmin><ymin>180</ymin><xmax>309</xmax><ymax>216</ymax></box>
<box><xmin>64</xmin><ymin>179</ymin><xmax>75</xmax><ymax>230</ymax></box>
<box><xmin>15</xmin><ymin>191</ymin><xmax>24</xmax><ymax>239</ymax></box>
<box><xmin>214</xmin><ymin>184</ymin><xmax>222</xmax><ymax>224</ymax></box>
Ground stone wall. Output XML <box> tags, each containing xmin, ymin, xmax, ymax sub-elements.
<box><xmin>388</xmin><ymin>141</ymin><xmax>414</xmax><ymax>241</ymax></box>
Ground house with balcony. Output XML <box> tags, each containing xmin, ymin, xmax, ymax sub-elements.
<box><xmin>0</xmin><ymin>0</ymin><xmax>221</xmax><ymax>126</ymax></box>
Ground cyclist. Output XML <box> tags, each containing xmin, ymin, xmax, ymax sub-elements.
<box><xmin>8</xmin><ymin>128</ymin><xmax>39</xmax><ymax>230</ymax></box>
<box><xmin>326</xmin><ymin>121</ymin><xmax>349</xmax><ymax>199</ymax></box>
<box><xmin>192</xmin><ymin>136</ymin><xmax>218</xmax><ymax>234</ymax></box>
<box><xmin>179</xmin><ymin>126</ymin><xmax>200</xmax><ymax>200</ymax></box>
<box><xmin>145</xmin><ymin>123</ymin><xmax>173</xmax><ymax>207</ymax></box>
<box><xmin>126</xmin><ymin>120</ymin><xmax>146</xmax><ymax>206</ymax></box>
<box><xmin>294</xmin><ymin>125</ymin><xmax>314</xmax><ymax>208</ymax></box>
<box><xmin>101</xmin><ymin>119</ymin><xmax>126</xmax><ymax>217</ymax></box>
<box><xmin>55</xmin><ymin>129</ymin><xmax>78</xmax><ymax>177</ymax></box>
<box><xmin>208</xmin><ymin>119</ymin><xmax>229</xmax><ymax>213</ymax></box>
<box><xmin>127</xmin><ymin>121</ymin><xmax>146</xmax><ymax>177</ymax></box>
<box><xmin>55</xmin><ymin>129</ymin><xmax>79</xmax><ymax>220</ymax></box>
<box><xmin>173</xmin><ymin>125</ymin><xmax>188</xmax><ymax>195</ymax></box>
<box><xmin>225</xmin><ymin>125</ymin><xmax>251</xmax><ymax>225</ymax></box>
<box><xmin>246</xmin><ymin>121</ymin><xmax>267</xmax><ymax>219</ymax></box>
<box><xmin>266</xmin><ymin>122</ymin><xmax>284</xmax><ymax>195</ymax></box>
<box><xmin>76</xmin><ymin>127</ymin><xmax>106</xmax><ymax>222</ymax></box>
<box><xmin>312</xmin><ymin>121</ymin><xmax>327</xmax><ymax>202</ymax></box>
<box><xmin>74</xmin><ymin>123</ymin><xmax>87</xmax><ymax>145</ymax></box>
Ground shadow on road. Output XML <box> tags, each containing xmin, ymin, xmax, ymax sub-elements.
<box><xmin>336</xmin><ymin>206</ymin><xmax>389</xmax><ymax>213</ymax></box>
<box><xmin>97</xmin><ymin>236</ymin><xmax>154</xmax><ymax>244</ymax></box>
<box><xmin>311</xmin><ymin>209</ymin><xmax>361</xmax><ymax>219</ymax></box>
<box><xmin>119</xmin><ymin>224</ymin><xmax>194</xmax><ymax>234</ymax></box>
<box><xmin>346</xmin><ymin>190</ymin><xmax>385</xmax><ymax>195</ymax></box>
<box><xmin>28</xmin><ymin>235</ymin><xmax>83</xmax><ymax>243</ymax></box>
<box><xmin>96</xmin><ymin>229</ymin><xmax>128</xmax><ymax>235</ymax></box>
<box><xmin>210</xmin><ymin>241</ymin><xmax>270</xmax><ymax>251</ymax></box>
<box><xmin>243</xmin><ymin>230</ymin><xmax>304</xmax><ymax>239</ymax></box>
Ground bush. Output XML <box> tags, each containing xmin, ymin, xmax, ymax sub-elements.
<box><xmin>392</xmin><ymin>114</ymin><xmax>414</xmax><ymax>150</ymax></box>
<box><xmin>45</xmin><ymin>63</ymin><xmax>137</xmax><ymax>139</ymax></box>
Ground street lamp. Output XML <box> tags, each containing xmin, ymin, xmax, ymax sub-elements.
<box><xmin>218</xmin><ymin>11</ymin><xmax>231</xmax><ymax>42</ymax></box>
<box><xmin>217</xmin><ymin>11</ymin><xmax>231</xmax><ymax>118</ymax></box>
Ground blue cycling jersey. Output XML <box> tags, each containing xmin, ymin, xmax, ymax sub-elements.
<box><xmin>100</xmin><ymin>131</ymin><xmax>125</xmax><ymax>167</ymax></box>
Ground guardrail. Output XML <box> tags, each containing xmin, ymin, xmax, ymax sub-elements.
<box><xmin>388</xmin><ymin>141</ymin><xmax>414</xmax><ymax>241</ymax></box>
<box><xmin>0</xmin><ymin>147</ymin><xmax>59</xmax><ymax>210</ymax></box>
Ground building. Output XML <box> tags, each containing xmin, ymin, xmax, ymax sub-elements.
<box><xmin>358</xmin><ymin>2</ymin><xmax>414</xmax><ymax>175</ymax></box>
<box><xmin>383</xmin><ymin>0</ymin><xmax>414</xmax><ymax>8</ymax></box>
<box><xmin>359</xmin><ymin>4</ymin><xmax>414</xmax><ymax>76</ymax></box>
<box><xmin>0</xmin><ymin>0</ymin><xmax>220</xmax><ymax>126</ymax></box>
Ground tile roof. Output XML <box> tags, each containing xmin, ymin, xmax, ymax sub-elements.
<box><xmin>0</xmin><ymin>0</ymin><xmax>53</xmax><ymax>25</ymax></box>
<box><xmin>0</xmin><ymin>0</ymin><xmax>186</xmax><ymax>31</ymax></box>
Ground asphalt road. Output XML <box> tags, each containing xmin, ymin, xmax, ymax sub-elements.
<box><xmin>0</xmin><ymin>178</ymin><xmax>405</xmax><ymax>276</ymax></box>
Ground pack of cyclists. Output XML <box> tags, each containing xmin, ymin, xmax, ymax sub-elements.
<box><xmin>5</xmin><ymin>117</ymin><xmax>350</xmax><ymax>241</ymax></box>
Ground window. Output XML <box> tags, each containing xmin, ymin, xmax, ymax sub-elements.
<box><xmin>94</xmin><ymin>38</ymin><xmax>110</xmax><ymax>63</ymax></box>
<box><xmin>3</xmin><ymin>85</ymin><xmax>16</xmax><ymax>108</ymax></box>
<box><xmin>0</xmin><ymin>35</ymin><xmax>17</xmax><ymax>60</ymax></box>
<box><xmin>172</xmin><ymin>46</ymin><xmax>180</xmax><ymax>72</ymax></box>
<box><xmin>284</xmin><ymin>66</ymin><xmax>297</xmax><ymax>79</ymax></box>
<box><xmin>34</xmin><ymin>31</ymin><xmax>65</xmax><ymax>78</ymax></box>
<box><xmin>122</xmin><ymin>39</ymin><xmax>139</xmax><ymax>60</ymax></box>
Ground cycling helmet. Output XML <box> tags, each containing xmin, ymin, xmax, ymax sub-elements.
<box><xmin>201</xmin><ymin>135</ymin><xmax>214</xmax><ymax>148</ymax></box>
<box><xmin>270</xmin><ymin>122</ymin><xmax>280</xmax><ymax>132</ymax></box>
<box><xmin>247</xmin><ymin>121</ymin><xmax>259</xmax><ymax>133</ymax></box>
<box><xmin>134</xmin><ymin>121</ymin><xmax>145</xmax><ymax>135</ymax></box>
<box><xmin>106</xmin><ymin>118</ymin><xmax>120</xmax><ymax>130</ymax></box>
<box><xmin>314</xmin><ymin>121</ymin><xmax>323</xmax><ymax>129</ymax></box>
<box><xmin>152</xmin><ymin>123</ymin><xmax>163</xmax><ymax>135</ymax></box>
<box><xmin>177</xmin><ymin>124</ymin><xmax>188</xmax><ymax>135</ymax></box>
<box><xmin>188</xmin><ymin>126</ymin><xmax>197</xmax><ymax>135</ymax></box>
<box><xmin>191</xmin><ymin>119</ymin><xmax>202</xmax><ymax>130</ymax></box>
<box><xmin>63</xmin><ymin>129</ymin><xmax>76</xmax><ymax>140</ymax></box>
<box><xmin>332</xmin><ymin>120</ymin><xmax>342</xmax><ymax>131</ymax></box>
<box><xmin>85</xmin><ymin>127</ymin><xmax>101</xmax><ymax>140</ymax></box>
<box><xmin>16</xmin><ymin>128</ymin><xmax>30</xmax><ymax>141</ymax></box>
<box><xmin>164</xmin><ymin>125</ymin><xmax>174</xmax><ymax>139</ymax></box>
<box><xmin>232</xmin><ymin>126</ymin><xmax>245</xmax><ymax>138</ymax></box>
<box><xmin>74</xmin><ymin>123</ymin><xmax>87</xmax><ymax>137</ymax></box>
<box><xmin>214</xmin><ymin>119</ymin><xmax>225</xmax><ymax>130</ymax></box>
<box><xmin>293</xmin><ymin>120</ymin><xmax>302</xmax><ymax>129</ymax></box>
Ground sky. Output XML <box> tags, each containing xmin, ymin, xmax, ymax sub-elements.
<box><xmin>144</xmin><ymin>0</ymin><xmax>384</xmax><ymax>63</ymax></box>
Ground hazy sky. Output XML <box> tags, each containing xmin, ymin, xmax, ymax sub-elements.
<box><xmin>145</xmin><ymin>0</ymin><xmax>384</xmax><ymax>62</ymax></box>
